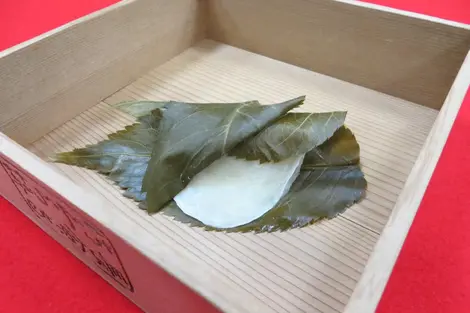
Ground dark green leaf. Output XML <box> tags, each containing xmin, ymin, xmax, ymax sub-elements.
<box><xmin>162</xmin><ymin>201</ymin><xmax>205</xmax><ymax>227</ymax></box>
<box><xmin>238</xmin><ymin>126</ymin><xmax>366</xmax><ymax>232</ymax></box>
<box><xmin>52</xmin><ymin>96</ymin><xmax>366</xmax><ymax>233</ymax></box>
<box><xmin>229</xmin><ymin>111</ymin><xmax>347</xmax><ymax>163</ymax></box>
<box><xmin>163</xmin><ymin>126</ymin><xmax>366</xmax><ymax>232</ymax></box>
<box><xmin>113</xmin><ymin>100</ymin><xmax>168</xmax><ymax>118</ymax></box>
<box><xmin>142</xmin><ymin>96</ymin><xmax>306</xmax><ymax>213</ymax></box>
<box><xmin>240</xmin><ymin>165</ymin><xmax>366</xmax><ymax>232</ymax></box>
<box><xmin>302</xmin><ymin>126</ymin><xmax>360</xmax><ymax>169</ymax></box>
<box><xmin>51</xmin><ymin>114</ymin><xmax>161</xmax><ymax>202</ymax></box>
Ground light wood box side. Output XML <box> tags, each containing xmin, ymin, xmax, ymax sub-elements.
<box><xmin>0</xmin><ymin>133</ymin><xmax>230</xmax><ymax>313</ymax></box>
<box><xmin>345</xmin><ymin>49</ymin><xmax>470</xmax><ymax>313</ymax></box>
<box><xmin>207</xmin><ymin>0</ymin><xmax>470</xmax><ymax>109</ymax></box>
<box><xmin>0</xmin><ymin>0</ymin><xmax>206</xmax><ymax>146</ymax></box>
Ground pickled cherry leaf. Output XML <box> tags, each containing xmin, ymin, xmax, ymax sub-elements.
<box><xmin>113</xmin><ymin>100</ymin><xmax>168</xmax><ymax>118</ymax></box>
<box><xmin>52</xmin><ymin>96</ymin><xmax>366</xmax><ymax>232</ymax></box>
<box><xmin>163</xmin><ymin>127</ymin><xmax>367</xmax><ymax>232</ymax></box>
<box><xmin>51</xmin><ymin>114</ymin><xmax>160</xmax><ymax>202</ymax></box>
<box><xmin>142</xmin><ymin>96</ymin><xmax>305</xmax><ymax>213</ymax></box>
<box><xmin>230</xmin><ymin>111</ymin><xmax>346</xmax><ymax>163</ymax></box>
<box><xmin>301</xmin><ymin>126</ymin><xmax>360</xmax><ymax>168</ymax></box>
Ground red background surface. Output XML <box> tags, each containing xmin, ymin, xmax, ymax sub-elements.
<box><xmin>0</xmin><ymin>0</ymin><xmax>469</xmax><ymax>312</ymax></box>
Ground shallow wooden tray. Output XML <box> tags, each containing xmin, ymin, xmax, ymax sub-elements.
<box><xmin>1</xmin><ymin>1</ymin><xmax>470</xmax><ymax>313</ymax></box>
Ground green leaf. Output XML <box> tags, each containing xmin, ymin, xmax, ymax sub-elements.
<box><xmin>302</xmin><ymin>126</ymin><xmax>360</xmax><ymax>169</ymax></box>
<box><xmin>51</xmin><ymin>114</ymin><xmax>161</xmax><ymax>202</ymax></box>
<box><xmin>163</xmin><ymin>126</ymin><xmax>366</xmax><ymax>232</ymax></box>
<box><xmin>162</xmin><ymin>201</ymin><xmax>205</xmax><ymax>227</ymax></box>
<box><xmin>113</xmin><ymin>100</ymin><xmax>168</xmax><ymax>118</ymax></box>
<box><xmin>142</xmin><ymin>96</ymin><xmax>306</xmax><ymax>213</ymax></box>
<box><xmin>229</xmin><ymin>111</ymin><xmax>347</xmax><ymax>163</ymax></box>
<box><xmin>244</xmin><ymin>165</ymin><xmax>365</xmax><ymax>232</ymax></box>
<box><xmin>52</xmin><ymin>96</ymin><xmax>366</xmax><ymax>233</ymax></box>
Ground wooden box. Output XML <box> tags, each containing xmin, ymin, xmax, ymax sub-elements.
<box><xmin>1</xmin><ymin>0</ymin><xmax>469</xmax><ymax>312</ymax></box>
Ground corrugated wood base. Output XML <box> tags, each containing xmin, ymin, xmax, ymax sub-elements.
<box><xmin>27</xmin><ymin>40</ymin><xmax>438</xmax><ymax>313</ymax></box>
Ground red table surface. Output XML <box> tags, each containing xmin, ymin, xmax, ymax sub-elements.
<box><xmin>0</xmin><ymin>1</ymin><xmax>469</xmax><ymax>312</ymax></box>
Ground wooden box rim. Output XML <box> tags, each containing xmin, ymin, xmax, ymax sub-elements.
<box><xmin>1</xmin><ymin>1</ymin><xmax>469</xmax><ymax>312</ymax></box>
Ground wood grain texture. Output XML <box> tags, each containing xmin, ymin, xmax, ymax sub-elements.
<box><xmin>207</xmin><ymin>0</ymin><xmax>470</xmax><ymax>110</ymax></box>
<box><xmin>0</xmin><ymin>0</ymin><xmax>206</xmax><ymax>146</ymax></box>
<box><xmin>24</xmin><ymin>40</ymin><xmax>437</xmax><ymax>313</ymax></box>
<box><xmin>344</xmin><ymin>49</ymin><xmax>470</xmax><ymax>313</ymax></box>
